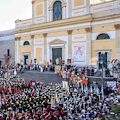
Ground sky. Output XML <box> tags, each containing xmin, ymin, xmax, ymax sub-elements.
<box><xmin>0</xmin><ymin>0</ymin><xmax>32</xmax><ymax>31</ymax></box>
<box><xmin>0</xmin><ymin>0</ymin><xmax>112</xmax><ymax>32</ymax></box>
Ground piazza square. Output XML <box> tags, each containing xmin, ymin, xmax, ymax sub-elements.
<box><xmin>0</xmin><ymin>0</ymin><xmax>120</xmax><ymax>120</ymax></box>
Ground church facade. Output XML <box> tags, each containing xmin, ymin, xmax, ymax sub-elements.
<box><xmin>14</xmin><ymin>0</ymin><xmax>120</xmax><ymax>69</ymax></box>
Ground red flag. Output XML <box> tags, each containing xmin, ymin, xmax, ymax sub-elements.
<box><xmin>9</xmin><ymin>85</ymin><xmax>12</xmax><ymax>94</ymax></box>
<box><xmin>4</xmin><ymin>98</ymin><xmax>7</xmax><ymax>103</ymax></box>
<box><xmin>5</xmin><ymin>56</ymin><xmax>8</xmax><ymax>64</ymax></box>
<box><xmin>119</xmin><ymin>83</ymin><xmax>120</xmax><ymax>93</ymax></box>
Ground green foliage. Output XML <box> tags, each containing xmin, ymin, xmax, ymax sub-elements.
<box><xmin>112</xmin><ymin>104</ymin><xmax>120</xmax><ymax>113</ymax></box>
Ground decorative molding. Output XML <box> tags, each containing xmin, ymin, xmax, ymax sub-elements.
<box><xmin>67</xmin><ymin>30</ymin><xmax>73</xmax><ymax>35</ymax></box>
<box><xmin>31</xmin><ymin>35</ymin><xmax>35</xmax><ymax>39</ymax></box>
<box><xmin>114</xmin><ymin>24</ymin><xmax>120</xmax><ymax>30</ymax></box>
<box><xmin>31</xmin><ymin>1</ymin><xmax>35</xmax><ymax>4</ymax></box>
<box><xmin>85</xmin><ymin>27</ymin><xmax>92</xmax><ymax>32</ymax></box>
<box><xmin>43</xmin><ymin>33</ymin><xmax>48</xmax><ymax>37</ymax></box>
<box><xmin>15</xmin><ymin>37</ymin><xmax>21</xmax><ymax>41</ymax></box>
<box><xmin>48</xmin><ymin>39</ymin><xmax>66</xmax><ymax>45</ymax></box>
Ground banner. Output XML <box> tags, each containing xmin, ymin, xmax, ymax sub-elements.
<box><xmin>74</xmin><ymin>46</ymin><xmax>85</xmax><ymax>62</ymax></box>
<box><xmin>5</xmin><ymin>56</ymin><xmax>8</xmax><ymax>64</ymax></box>
<box><xmin>118</xmin><ymin>83</ymin><xmax>120</xmax><ymax>93</ymax></box>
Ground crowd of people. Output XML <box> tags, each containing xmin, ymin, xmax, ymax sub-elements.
<box><xmin>0</xmin><ymin>74</ymin><xmax>119</xmax><ymax>120</ymax></box>
<box><xmin>0</xmin><ymin>63</ymin><xmax>112</xmax><ymax>78</ymax></box>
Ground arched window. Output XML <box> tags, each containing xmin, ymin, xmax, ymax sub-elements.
<box><xmin>53</xmin><ymin>1</ymin><xmax>62</xmax><ymax>21</ymax></box>
<box><xmin>96</xmin><ymin>33</ymin><xmax>110</xmax><ymax>40</ymax></box>
<box><xmin>23</xmin><ymin>41</ymin><xmax>30</xmax><ymax>45</ymax></box>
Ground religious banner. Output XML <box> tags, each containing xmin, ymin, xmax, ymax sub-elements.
<box><xmin>5</xmin><ymin>56</ymin><xmax>8</xmax><ymax>64</ymax></box>
<box><xmin>74</xmin><ymin>46</ymin><xmax>85</xmax><ymax>62</ymax></box>
<box><xmin>62</xmin><ymin>81</ymin><xmax>68</xmax><ymax>90</ymax></box>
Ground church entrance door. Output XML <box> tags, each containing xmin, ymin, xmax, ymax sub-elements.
<box><xmin>98</xmin><ymin>52</ymin><xmax>107</xmax><ymax>69</ymax></box>
<box><xmin>24</xmin><ymin>55</ymin><xmax>28</xmax><ymax>65</ymax></box>
<box><xmin>52</xmin><ymin>48</ymin><xmax>62</xmax><ymax>64</ymax></box>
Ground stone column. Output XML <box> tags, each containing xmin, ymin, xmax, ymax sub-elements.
<box><xmin>15</xmin><ymin>37</ymin><xmax>21</xmax><ymax>64</ymax></box>
<box><xmin>68</xmin><ymin>0</ymin><xmax>72</xmax><ymax>18</ymax></box>
<box><xmin>31</xmin><ymin>0</ymin><xmax>35</xmax><ymax>24</ymax></box>
<box><xmin>43</xmin><ymin>33</ymin><xmax>48</xmax><ymax>64</ymax></box>
<box><xmin>67</xmin><ymin>30</ymin><xmax>73</xmax><ymax>59</ymax></box>
<box><xmin>31</xmin><ymin>35</ymin><xmax>35</xmax><ymax>63</ymax></box>
<box><xmin>85</xmin><ymin>27</ymin><xmax>92</xmax><ymax>65</ymax></box>
<box><xmin>114</xmin><ymin>24</ymin><xmax>120</xmax><ymax>60</ymax></box>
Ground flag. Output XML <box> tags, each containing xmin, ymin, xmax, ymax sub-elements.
<box><xmin>119</xmin><ymin>83</ymin><xmax>120</xmax><ymax>93</ymax></box>
<box><xmin>9</xmin><ymin>84</ymin><xmax>12</xmax><ymax>94</ymax></box>
<box><xmin>5</xmin><ymin>56</ymin><xmax>8</xmax><ymax>64</ymax></box>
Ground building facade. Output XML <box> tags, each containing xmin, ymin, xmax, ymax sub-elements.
<box><xmin>0</xmin><ymin>29</ymin><xmax>15</xmax><ymax>66</ymax></box>
<box><xmin>14</xmin><ymin>0</ymin><xmax>120</xmax><ymax>69</ymax></box>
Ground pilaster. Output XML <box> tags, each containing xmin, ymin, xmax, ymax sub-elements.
<box><xmin>15</xmin><ymin>37</ymin><xmax>21</xmax><ymax>64</ymax></box>
<box><xmin>44</xmin><ymin>0</ymin><xmax>47</xmax><ymax>22</ymax></box>
<box><xmin>67</xmin><ymin>30</ymin><xmax>73</xmax><ymax>59</ymax></box>
<box><xmin>31</xmin><ymin>0</ymin><xmax>35</xmax><ymax>24</ymax></box>
<box><xmin>114</xmin><ymin>24</ymin><xmax>120</xmax><ymax>60</ymax></box>
<box><xmin>85</xmin><ymin>0</ymin><xmax>90</xmax><ymax>14</ymax></box>
<box><xmin>85</xmin><ymin>27</ymin><xmax>92</xmax><ymax>65</ymax></box>
<box><xmin>68</xmin><ymin>0</ymin><xmax>72</xmax><ymax>18</ymax></box>
<box><xmin>62</xmin><ymin>4</ymin><xmax>66</xmax><ymax>19</ymax></box>
<box><xmin>31</xmin><ymin>35</ymin><xmax>35</xmax><ymax>63</ymax></box>
<box><xmin>43</xmin><ymin>33</ymin><xmax>48</xmax><ymax>64</ymax></box>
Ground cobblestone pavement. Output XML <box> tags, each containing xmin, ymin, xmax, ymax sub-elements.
<box><xmin>17</xmin><ymin>71</ymin><xmax>63</xmax><ymax>85</ymax></box>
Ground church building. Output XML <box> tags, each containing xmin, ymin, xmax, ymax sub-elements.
<box><xmin>14</xmin><ymin>0</ymin><xmax>120</xmax><ymax>69</ymax></box>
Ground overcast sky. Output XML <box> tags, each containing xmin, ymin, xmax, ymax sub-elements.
<box><xmin>0</xmin><ymin>0</ymin><xmax>32</xmax><ymax>31</ymax></box>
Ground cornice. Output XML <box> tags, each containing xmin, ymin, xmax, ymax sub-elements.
<box><xmin>14</xmin><ymin>14</ymin><xmax>120</xmax><ymax>34</ymax></box>
<box><xmin>92</xmin><ymin>14</ymin><xmax>120</xmax><ymax>23</ymax></box>
<box><xmin>14</xmin><ymin>15</ymin><xmax>92</xmax><ymax>34</ymax></box>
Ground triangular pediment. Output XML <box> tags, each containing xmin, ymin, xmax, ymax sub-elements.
<box><xmin>48</xmin><ymin>39</ymin><xmax>66</xmax><ymax>45</ymax></box>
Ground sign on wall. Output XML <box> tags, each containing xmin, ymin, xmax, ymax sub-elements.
<box><xmin>74</xmin><ymin>45</ymin><xmax>85</xmax><ymax>62</ymax></box>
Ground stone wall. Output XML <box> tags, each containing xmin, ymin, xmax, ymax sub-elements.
<box><xmin>0</xmin><ymin>29</ymin><xmax>15</xmax><ymax>66</ymax></box>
